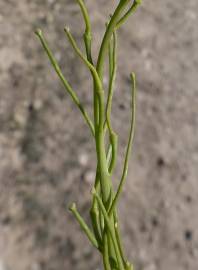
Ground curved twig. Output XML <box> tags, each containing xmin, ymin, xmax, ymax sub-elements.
<box><xmin>109</xmin><ymin>73</ymin><xmax>137</xmax><ymax>216</ymax></box>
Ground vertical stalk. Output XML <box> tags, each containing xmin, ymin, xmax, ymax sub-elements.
<box><xmin>103</xmin><ymin>233</ymin><xmax>111</xmax><ymax>270</ymax></box>
<box><xmin>96</xmin><ymin>0</ymin><xmax>129</xmax><ymax>79</ymax></box>
<box><xmin>94</xmin><ymin>89</ymin><xmax>111</xmax><ymax>205</ymax></box>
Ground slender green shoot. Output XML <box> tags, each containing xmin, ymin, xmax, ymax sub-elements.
<box><xmin>75</xmin><ymin>0</ymin><xmax>93</xmax><ymax>63</ymax></box>
<box><xmin>105</xmin><ymin>31</ymin><xmax>118</xmax><ymax>175</ymax></box>
<box><xmin>69</xmin><ymin>203</ymin><xmax>99</xmax><ymax>250</ymax></box>
<box><xmin>116</xmin><ymin>0</ymin><xmax>142</xmax><ymax>29</ymax></box>
<box><xmin>64</xmin><ymin>27</ymin><xmax>103</xmax><ymax>94</ymax></box>
<box><xmin>109</xmin><ymin>73</ymin><xmax>136</xmax><ymax>216</ymax></box>
<box><xmin>35</xmin><ymin>29</ymin><xmax>95</xmax><ymax>137</ymax></box>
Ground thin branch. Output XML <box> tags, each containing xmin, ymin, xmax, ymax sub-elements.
<box><xmin>96</xmin><ymin>0</ymin><xmax>129</xmax><ymax>80</ymax></box>
<box><xmin>35</xmin><ymin>29</ymin><xmax>95</xmax><ymax>136</ymax></box>
<box><xmin>75</xmin><ymin>0</ymin><xmax>93</xmax><ymax>63</ymax></box>
<box><xmin>64</xmin><ymin>27</ymin><xmax>103</xmax><ymax>94</ymax></box>
<box><xmin>113</xmin><ymin>211</ymin><xmax>126</xmax><ymax>265</ymax></box>
<box><xmin>116</xmin><ymin>0</ymin><xmax>142</xmax><ymax>29</ymax></box>
<box><xmin>90</xmin><ymin>143</ymin><xmax>114</xmax><ymax>241</ymax></box>
<box><xmin>105</xmin><ymin>31</ymin><xmax>118</xmax><ymax>174</ymax></box>
<box><xmin>69</xmin><ymin>203</ymin><xmax>100</xmax><ymax>250</ymax></box>
<box><xmin>109</xmin><ymin>73</ymin><xmax>137</xmax><ymax>216</ymax></box>
<box><xmin>75</xmin><ymin>0</ymin><xmax>91</xmax><ymax>36</ymax></box>
<box><xmin>90</xmin><ymin>197</ymin><xmax>103</xmax><ymax>245</ymax></box>
<box><xmin>108</xmin><ymin>133</ymin><xmax>118</xmax><ymax>174</ymax></box>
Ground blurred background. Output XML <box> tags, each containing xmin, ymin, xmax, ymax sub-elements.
<box><xmin>0</xmin><ymin>0</ymin><xmax>198</xmax><ymax>270</ymax></box>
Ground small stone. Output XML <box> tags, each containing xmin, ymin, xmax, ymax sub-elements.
<box><xmin>84</xmin><ymin>170</ymin><xmax>95</xmax><ymax>184</ymax></box>
<box><xmin>28</xmin><ymin>103</ymin><xmax>34</xmax><ymax>112</ymax></box>
<box><xmin>185</xmin><ymin>195</ymin><xmax>192</xmax><ymax>203</ymax></box>
<box><xmin>156</xmin><ymin>156</ymin><xmax>165</xmax><ymax>168</ymax></box>
<box><xmin>184</xmin><ymin>230</ymin><xmax>193</xmax><ymax>241</ymax></box>
<box><xmin>14</xmin><ymin>112</ymin><xmax>26</xmax><ymax>127</ymax></box>
<box><xmin>78</xmin><ymin>153</ymin><xmax>89</xmax><ymax>166</ymax></box>
<box><xmin>119</xmin><ymin>103</ymin><xmax>126</xmax><ymax>110</ymax></box>
<box><xmin>151</xmin><ymin>216</ymin><xmax>159</xmax><ymax>227</ymax></box>
<box><xmin>34</xmin><ymin>99</ymin><xmax>43</xmax><ymax>111</ymax></box>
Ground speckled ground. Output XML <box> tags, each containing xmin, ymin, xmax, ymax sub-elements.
<box><xmin>0</xmin><ymin>1</ymin><xmax>198</xmax><ymax>270</ymax></box>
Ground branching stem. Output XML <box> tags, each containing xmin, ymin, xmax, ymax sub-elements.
<box><xmin>35</xmin><ymin>29</ymin><xmax>95</xmax><ymax>137</ymax></box>
<box><xmin>35</xmin><ymin>1</ymin><xmax>141</xmax><ymax>269</ymax></box>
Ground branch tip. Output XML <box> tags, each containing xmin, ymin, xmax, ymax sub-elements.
<box><xmin>130</xmin><ymin>72</ymin><xmax>136</xmax><ymax>82</ymax></box>
<box><xmin>69</xmin><ymin>202</ymin><xmax>77</xmax><ymax>211</ymax></box>
<box><xmin>64</xmin><ymin>26</ymin><xmax>70</xmax><ymax>33</ymax></box>
<box><xmin>35</xmin><ymin>28</ymin><xmax>42</xmax><ymax>37</ymax></box>
<box><xmin>126</xmin><ymin>261</ymin><xmax>133</xmax><ymax>270</ymax></box>
<box><xmin>135</xmin><ymin>0</ymin><xmax>142</xmax><ymax>5</ymax></box>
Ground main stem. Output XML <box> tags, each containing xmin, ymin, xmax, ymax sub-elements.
<box><xmin>94</xmin><ymin>90</ymin><xmax>111</xmax><ymax>205</ymax></box>
<box><xmin>97</xmin><ymin>0</ymin><xmax>129</xmax><ymax>79</ymax></box>
<box><xmin>94</xmin><ymin>0</ymin><xmax>129</xmax><ymax>206</ymax></box>
<box><xmin>93</xmin><ymin>3</ymin><xmax>131</xmax><ymax>269</ymax></box>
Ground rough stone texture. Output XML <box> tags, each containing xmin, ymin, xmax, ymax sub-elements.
<box><xmin>0</xmin><ymin>0</ymin><xmax>198</xmax><ymax>270</ymax></box>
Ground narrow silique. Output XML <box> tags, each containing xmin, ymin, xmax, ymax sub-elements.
<box><xmin>35</xmin><ymin>0</ymin><xmax>141</xmax><ymax>269</ymax></box>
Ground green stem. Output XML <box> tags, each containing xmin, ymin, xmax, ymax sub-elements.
<box><xmin>105</xmin><ymin>31</ymin><xmax>118</xmax><ymax>175</ymax></box>
<box><xmin>64</xmin><ymin>27</ymin><xmax>102</xmax><ymax>93</ymax></box>
<box><xmin>93</xmin><ymin>79</ymin><xmax>111</xmax><ymax>205</ymax></box>
<box><xmin>90</xmin><ymin>169</ymin><xmax>103</xmax><ymax>245</ymax></box>
<box><xmin>35</xmin><ymin>29</ymin><xmax>95</xmax><ymax>137</ymax></box>
<box><xmin>103</xmin><ymin>233</ymin><xmax>111</xmax><ymax>270</ymax></box>
<box><xmin>75</xmin><ymin>0</ymin><xmax>93</xmax><ymax>63</ymax></box>
<box><xmin>90</xmin><ymin>203</ymin><xmax>103</xmax><ymax>246</ymax></box>
<box><xmin>69</xmin><ymin>203</ymin><xmax>99</xmax><ymax>250</ymax></box>
<box><xmin>96</xmin><ymin>0</ymin><xmax>129</xmax><ymax>79</ymax></box>
<box><xmin>93</xmin><ymin>189</ymin><xmax>125</xmax><ymax>270</ymax></box>
<box><xmin>36</xmin><ymin>1</ymin><xmax>142</xmax><ymax>269</ymax></box>
<box><xmin>113</xmin><ymin>211</ymin><xmax>126</xmax><ymax>266</ymax></box>
<box><xmin>109</xmin><ymin>73</ymin><xmax>136</xmax><ymax>216</ymax></box>
<box><xmin>116</xmin><ymin>0</ymin><xmax>142</xmax><ymax>29</ymax></box>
